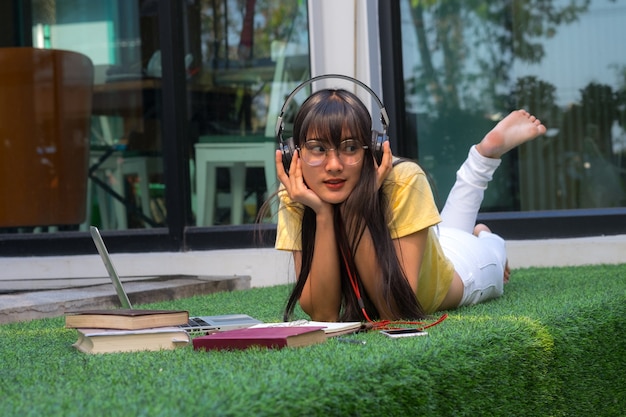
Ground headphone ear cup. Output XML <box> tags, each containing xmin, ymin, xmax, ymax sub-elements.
<box><xmin>280</xmin><ymin>137</ymin><xmax>296</xmax><ymax>173</ymax></box>
<box><xmin>371</xmin><ymin>130</ymin><xmax>386</xmax><ymax>165</ymax></box>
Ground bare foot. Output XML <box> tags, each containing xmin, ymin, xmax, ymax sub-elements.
<box><xmin>476</xmin><ymin>110</ymin><xmax>547</xmax><ymax>159</ymax></box>
<box><xmin>474</xmin><ymin>223</ymin><xmax>510</xmax><ymax>284</ymax></box>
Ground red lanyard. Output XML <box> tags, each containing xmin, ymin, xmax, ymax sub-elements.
<box><xmin>369</xmin><ymin>313</ymin><xmax>448</xmax><ymax>331</ymax></box>
<box><xmin>339</xmin><ymin>244</ymin><xmax>373</xmax><ymax>322</ymax></box>
<box><xmin>339</xmin><ymin>244</ymin><xmax>448</xmax><ymax>331</ymax></box>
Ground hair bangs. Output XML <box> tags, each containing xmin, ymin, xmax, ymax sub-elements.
<box><xmin>296</xmin><ymin>90</ymin><xmax>371</xmax><ymax>147</ymax></box>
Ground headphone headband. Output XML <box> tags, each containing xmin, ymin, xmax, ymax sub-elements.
<box><xmin>276</xmin><ymin>74</ymin><xmax>389</xmax><ymax>171</ymax></box>
<box><xmin>275</xmin><ymin>74</ymin><xmax>390</xmax><ymax>139</ymax></box>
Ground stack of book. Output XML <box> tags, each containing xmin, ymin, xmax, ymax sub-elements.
<box><xmin>65</xmin><ymin>309</ymin><xmax>191</xmax><ymax>354</ymax></box>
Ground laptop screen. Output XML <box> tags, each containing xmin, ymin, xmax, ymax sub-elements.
<box><xmin>89</xmin><ymin>226</ymin><xmax>133</xmax><ymax>309</ymax></box>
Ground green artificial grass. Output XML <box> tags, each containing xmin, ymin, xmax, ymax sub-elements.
<box><xmin>1</xmin><ymin>264</ymin><xmax>625</xmax><ymax>417</ymax></box>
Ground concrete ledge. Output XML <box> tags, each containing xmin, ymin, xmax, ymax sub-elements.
<box><xmin>0</xmin><ymin>248</ymin><xmax>293</xmax><ymax>292</ymax></box>
<box><xmin>506</xmin><ymin>234</ymin><xmax>626</xmax><ymax>268</ymax></box>
<box><xmin>1</xmin><ymin>236</ymin><xmax>624</xmax><ymax>294</ymax></box>
<box><xmin>0</xmin><ymin>275</ymin><xmax>251</xmax><ymax>325</ymax></box>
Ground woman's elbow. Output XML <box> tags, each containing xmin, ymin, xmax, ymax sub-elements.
<box><xmin>299</xmin><ymin>298</ymin><xmax>339</xmax><ymax>322</ymax></box>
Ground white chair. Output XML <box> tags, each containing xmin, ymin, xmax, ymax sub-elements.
<box><xmin>195</xmin><ymin>137</ymin><xmax>277</xmax><ymax>226</ymax></box>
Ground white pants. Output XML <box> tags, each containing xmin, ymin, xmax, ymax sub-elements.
<box><xmin>438</xmin><ymin>146</ymin><xmax>507</xmax><ymax>307</ymax></box>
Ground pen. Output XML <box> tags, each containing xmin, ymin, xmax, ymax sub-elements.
<box><xmin>336</xmin><ymin>337</ymin><xmax>366</xmax><ymax>345</ymax></box>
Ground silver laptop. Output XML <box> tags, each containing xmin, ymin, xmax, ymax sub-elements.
<box><xmin>89</xmin><ymin>226</ymin><xmax>262</xmax><ymax>333</ymax></box>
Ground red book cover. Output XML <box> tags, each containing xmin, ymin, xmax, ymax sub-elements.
<box><xmin>192</xmin><ymin>326</ymin><xmax>327</xmax><ymax>351</ymax></box>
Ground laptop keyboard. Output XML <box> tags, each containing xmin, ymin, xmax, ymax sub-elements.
<box><xmin>179</xmin><ymin>317</ymin><xmax>217</xmax><ymax>334</ymax></box>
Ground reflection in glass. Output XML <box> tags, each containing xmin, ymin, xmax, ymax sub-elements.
<box><xmin>400</xmin><ymin>0</ymin><xmax>626</xmax><ymax>212</ymax></box>
<box><xmin>29</xmin><ymin>0</ymin><xmax>165</xmax><ymax>231</ymax></box>
<box><xmin>0</xmin><ymin>48</ymin><xmax>93</xmax><ymax>232</ymax></box>
<box><xmin>190</xmin><ymin>0</ymin><xmax>309</xmax><ymax>226</ymax></box>
<box><xmin>11</xmin><ymin>0</ymin><xmax>310</xmax><ymax>233</ymax></box>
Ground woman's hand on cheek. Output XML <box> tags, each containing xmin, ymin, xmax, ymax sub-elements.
<box><xmin>275</xmin><ymin>149</ymin><xmax>327</xmax><ymax>213</ymax></box>
<box><xmin>375</xmin><ymin>141</ymin><xmax>393</xmax><ymax>190</ymax></box>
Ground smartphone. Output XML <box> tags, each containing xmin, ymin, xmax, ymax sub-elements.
<box><xmin>380</xmin><ymin>328</ymin><xmax>429</xmax><ymax>338</ymax></box>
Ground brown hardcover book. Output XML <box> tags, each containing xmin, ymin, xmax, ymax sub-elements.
<box><xmin>192</xmin><ymin>326</ymin><xmax>327</xmax><ymax>351</ymax></box>
<box><xmin>72</xmin><ymin>327</ymin><xmax>190</xmax><ymax>354</ymax></box>
<box><xmin>65</xmin><ymin>309</ymin><xmax>189</xmax><ymax>330</ymax></box>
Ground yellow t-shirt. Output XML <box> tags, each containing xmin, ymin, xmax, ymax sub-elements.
<box><xmin>275</xmin><ymin>161</ymin><xmax>455</xmax><ymax>313</ymax></box>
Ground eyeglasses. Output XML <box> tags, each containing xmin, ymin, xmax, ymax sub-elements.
<box><xmin>299</xmin><ymin>139</ymin><xmax>368</xmax><ymax>166</ymax></box>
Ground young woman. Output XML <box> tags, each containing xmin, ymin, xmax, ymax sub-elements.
<box><xmin>274</xmin><ymin>88</ymin><xmax>546</xmax><ymax>322</ymax></box>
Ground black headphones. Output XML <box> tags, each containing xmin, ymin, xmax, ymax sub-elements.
<box><xmin>275</xmin><ymin>74</ymin><xmax>390</xmax><ymax>171</ymax></box>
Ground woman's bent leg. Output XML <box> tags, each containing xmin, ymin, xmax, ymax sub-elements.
<box><xmin>439</xmin><ymin>145</ymin><xmax>501</xmax><ymax>234</ymax></box>
<box><xmin>438</xmin><ymin>110</ymin><xmax>546</xmax><ymax>307</ymax></box>
<box><xmin>440</xmin><ymin>109</ymin><xmax>546</xmax><ymax>234</ymax></box>
<box><xmin>438</xmin><ymin>227</ymin><xmax>506</xmax><ymax>307</ymax></box>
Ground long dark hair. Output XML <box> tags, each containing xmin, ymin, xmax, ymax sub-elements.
<box><xmin>282</xmin><ymin>89</ymin><xmax>426</xmax><ymax>322</ymax></box>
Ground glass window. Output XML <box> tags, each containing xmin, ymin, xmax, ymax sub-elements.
<box><xmin>29</xmin><ymin>0</ymin><xmax>165</xmax><ymax>231</ymax></box>
<box><xmin>190</xmin><ymin>0</ymin><xmax>310</xmax><ymax>226</ymax></box>
<box><xmin>399</xmin><ymin>0</ymin><xmax>626</xmax><ymax>212</ymax></box>
<box><xmin>2</xmin><ymin>0</ymin><xmax>309</xmax><ymax>236</ymax></box>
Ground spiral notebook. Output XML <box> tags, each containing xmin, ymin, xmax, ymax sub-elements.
<box><xmin>89</xmin><ymin>226</ymin><xmax>261</xmax><ymax>333</ymax></box>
